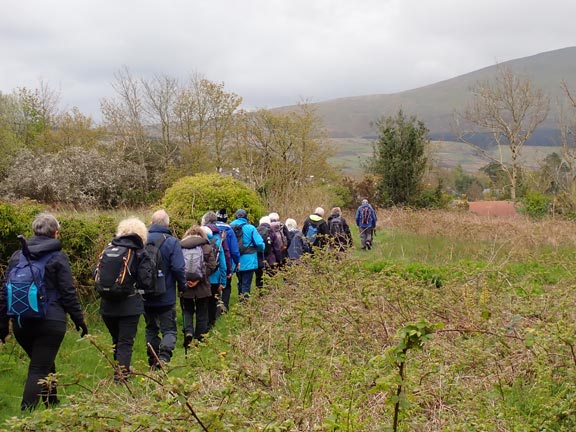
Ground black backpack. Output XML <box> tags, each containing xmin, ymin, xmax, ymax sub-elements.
<box><xmin>143</xmin><ymin>235</ymin><xmax>168</xmax><ymax>298</ymax></box>
<box><xmin>329</xmin><ymin>217</ymin><xmax>344</xmax><ymax>236</ymax></box>
<box><xmin>94</xmin><ymin>244</ymin><xmax>138</xmax><ymax>301</ymax></box>
<box><xmin>257</xmin><ymin>225</ymin><xmax>272</xmax><ymax>255</ymax></box>
<box><xmin>232</xmin><ymin>224</ymin><xmax>256</xmax><ymax>255</ymax></box>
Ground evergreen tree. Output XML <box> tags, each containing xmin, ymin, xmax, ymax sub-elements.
<box><xmin>369</xmin><ymin>109</ymin><xmax>428</xmax><ymax>206</ymax></box>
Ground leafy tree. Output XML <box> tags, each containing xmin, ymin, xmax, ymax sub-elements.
<box><xmin>368</xmin><ymin>109</ymin><xmax>428</xmax><ymax>206</ymax></box>
<box><xmin>233</xmin><ymin>104</ymin><xmax>335</xmax><ymax>215</ymax></box>
<box><xmin>459</xmin><ymin>66</ymin><xmax>549</xmax><ymax>200</ymax></box>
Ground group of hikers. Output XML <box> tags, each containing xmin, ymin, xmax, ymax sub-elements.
<box><xmin>0</xmin><ymin>200</ymin><xmax>377</xmax><ymax>412</ymax></box>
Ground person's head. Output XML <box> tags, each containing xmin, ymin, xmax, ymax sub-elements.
<box><xmin>201</xmin><ymin>211</ymin><xmax>218</xmax><ymax>225</ymax></box>
<box><xmin>116</xmin><ymin>217</ymin><xmax>148</xmax><ymax>244</ymax></box>
<box><xmin>362</xmin><ymin>199</ymin><xmax>369</xmax><ymax>205</ymax></box>
<box><xmin>259</xmin><ymin>215</ymin><xmax>271</xmax><ymax>225</ymax></box>
<box><xmin>183</xmin><ymin>225</ymin><xmax>207</xmax><ymax>240</ymax></box>
<box><xmin>314</xmin><ymin>207</ymin><xmax>325</xmax><ymax>217</ymax></box>
<box><xmin>330</xmin><ymin>207</ymin><xmax>342</xmax><ymax>217</ymax></box>
<box><xmin>235</xmin><ymin>209</ymin><xmax>248</xmax><ymax>219</ymax></box>
<box><xmin>285</xmin><ymin>218</ymin><xmax>298</xmax><ymax>230</ymax></box>
<box><xmin>151</xmin><ymin>209</ymin><xmax>170</xmax><ymax>227</ymax></box>
<box><xmin>216</xmin><ymin>208</ymin><xmax>228</xmax><ymax>223</ymax></box>
<box><xmin>32</xmin><ymin>212</ymin><xmax>60</xmax><ymax>238</ymax></box>
<box><xmin>269</xmin><ymin>212</ymin><xmax>280</xmax><ymax>222</ymax></box>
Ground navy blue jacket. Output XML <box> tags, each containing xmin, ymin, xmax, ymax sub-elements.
<box><xmin>144</xmin><ymin>225</ymin><xmax>186</xmax><ymax>310</ymax></box>
<box><xmin>1</xmin><ymin>235</ymin><xmax>85</xmax><ymax>328</ymax></box>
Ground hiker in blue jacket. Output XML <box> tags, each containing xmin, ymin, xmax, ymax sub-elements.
<box><xmin>355</xmin><ymin>199</ymin><xmax>377</xmax><ymax>250</ymax></box>
<box><xmin>214</xmin><ymin>209</ymin><xmax>240</xmax><ymax>313</ymax></box>
<box><xmin>144</xmin><ymin>209</ymin><xmax>186</xmax><ymax>370</ymax></box>
<box><xmin>229</xmin><ymin>209</ymin><xmax>265</xmax><ymax>301</ymax></box>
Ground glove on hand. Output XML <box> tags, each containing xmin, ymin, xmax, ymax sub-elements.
<box><xmin>75</xmin><ymin>320</ymin><xmax>88</xmax><ymax>337</ymax></box>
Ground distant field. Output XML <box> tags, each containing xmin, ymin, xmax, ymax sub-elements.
<box><xmin>327</xmin><ymin>137</ymin><xmax>561</xmax><ymax>177</ymax></box>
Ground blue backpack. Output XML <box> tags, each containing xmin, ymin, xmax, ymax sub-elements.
<box><xmin>6</xmin><ymin>236</ymin><xmax>57</xmax><ymax>326</ymax></box>
<box><xmin>306</xmin><ymin>224</ymin><xmax>319</xmax><ymax>243</ymax></box>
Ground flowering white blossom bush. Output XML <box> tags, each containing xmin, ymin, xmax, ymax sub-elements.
<box><xmin>1</xmin><ymin>147</ymin><xmax>147</xmax><ymax>207</ymax></box>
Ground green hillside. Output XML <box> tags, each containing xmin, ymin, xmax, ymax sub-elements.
<box><xmin>279</xmin><ymin>47</ymin><xmax>576</xmax><ymax>140</ymax></box>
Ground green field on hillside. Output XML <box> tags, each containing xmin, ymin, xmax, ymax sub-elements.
<box><xmin>328</xmin><ymin>137</ymin><xmax>561</xmax><ymax>177</ymax></box>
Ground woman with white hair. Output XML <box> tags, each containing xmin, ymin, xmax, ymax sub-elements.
<box><xmin>98</xmin><ymin>217</ymin><xmax>154</xmax><ymax>381</ymax></box>
<box><xmin>285</xmin><ymin>218</ymin><xmax>310</xmax><ymax>260</ymax></box>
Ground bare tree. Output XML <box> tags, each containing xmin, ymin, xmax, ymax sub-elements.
<box><xmin>101</xmin><ymin>66</ymin><xmax>152</xmax><ymax>190</ymax></box>
<box><xmin>141</xmin><ymin>74</ymin><xmax>180</xmax><ymax>170</ymax></box>
<box><xmin>560</xmin><ymin>81</ymin><xmax>576</xmax><ymax>185</ymax></box>
<box><xmin>458</xmin><ymin>65</ymin><xmax>549</xmax><ymax>199</ymax></box>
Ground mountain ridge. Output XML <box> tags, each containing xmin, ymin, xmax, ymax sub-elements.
<box><xmin>277</xmin><ymin>46</ymin><xmax>576</xmax><ymax>140</ymax></box>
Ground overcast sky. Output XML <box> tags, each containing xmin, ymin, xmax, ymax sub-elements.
<box><xmin>1</xmin><ymin>0</ymin><xmax>575</xmax><ymax>122</ymax></box>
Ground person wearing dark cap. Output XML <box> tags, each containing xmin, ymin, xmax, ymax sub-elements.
<box><xmin>214</xmin><ymin>209</ymin><xmax>240</xmax><ymax>312</ymax></box>
<box><xmin>229</xmin><ymin>209</ymin><xmax>265</xmax><ymax>301</ymax></box>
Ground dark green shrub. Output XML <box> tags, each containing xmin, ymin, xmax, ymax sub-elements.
<box><xmin>520</xmin><ymin>191</ymin><xmax>551</xmax><ymax>219</ymax></box>
<box><xmin>162</xmin><ymin>173</ymin><xmax>265</xmax><ymax>227</ymax></box>
<box><xmin>0</xmin><ymin>201</ymin><xmax>45</xmax><ymax>271</ymax></box>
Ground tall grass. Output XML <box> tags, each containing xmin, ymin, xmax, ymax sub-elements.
<box><xmin>2</xmin><ymin>209</ymin><xmax>576</xmax><ymax>430</ymax></box>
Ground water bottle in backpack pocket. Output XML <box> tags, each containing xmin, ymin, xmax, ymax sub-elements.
<box><xmin>6</xmin><ymin>239</ymin><xmax>57</xmax><ymax>326</ymax></box>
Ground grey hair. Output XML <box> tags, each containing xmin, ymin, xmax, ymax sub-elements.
<box><xmin>314</xmin><ymin>207</ymin><xmax>325</xmax><ymax>217</ymax></box>
<box><xmin>32</xmin><ymin>213</ymin><xmax>60</xmax><ymax>237</ymax></box>
<box><xmin>116</xmin><ymin>217</ymin><xmax>148</xmax><ymax>244</ymax></box>
<box><xmin>201</xmin><ymin>211</ymin><xmax>218</xmax><ymax>225</ymax></box>
<box><xmin>151</xmin><ymin>209</ymin><xmax>170</xmax><ymax>226</ymax></box>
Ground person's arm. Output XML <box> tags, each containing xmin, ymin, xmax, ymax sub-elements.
<box><xmin>53</xmin><ymin>252</ymin><xmax>88</xmax><ymax>336</ymax></box>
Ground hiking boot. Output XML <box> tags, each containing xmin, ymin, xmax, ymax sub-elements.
<box><xmin>183</xmin><ymin>333</ymin><xmax>193</xmax><ymax>349</ymax></box>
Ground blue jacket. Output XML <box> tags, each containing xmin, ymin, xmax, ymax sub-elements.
<box><xmin>355</xmin><ymin>204</ymin><xmax>377</xmax><ymax>228</ymax></box>
<box><xmin>204</xmin><ymin>225</ymin><xmax>227</xmax><ymax>286</ymax></box>
<box><xmin>229</xmin><ymin>218</ymin><xmax>265</xmax><ymax>271</ymax></box>
<box><xmin>145</xmin><ymin>225</ymin><xmax>186</xmax><ymax>309</ymax></box>
<box><xmin>215</xmin><ymin>221</ymin><xmax>241</xmax><ymax>272</ymax></box>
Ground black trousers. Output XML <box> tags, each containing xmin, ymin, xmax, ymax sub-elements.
<box><xmin>13</xmin><ymin>319</ymin><xmax>66</xmax><ymax>411</ymax></box>
<box><xmin>101</xmin><ymin>314</ymin><xmax>140</xmax><ymax>377</ymax></box>
<box><xmin>181</xmin><ymin>297</ymin><xmax>209</xmax><ymax>341</ymax></box>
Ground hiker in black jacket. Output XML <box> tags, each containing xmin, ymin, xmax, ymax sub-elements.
<box><xmin>0</xmin><ymin>213</ymin><xmax>88</xmax><ymax>411</ymax></box>
<box><xmin>301</xmin><ymin>207</ymin><xmax>330</xmax><ymax>251</ymax></box>
<box><xmin>98</xmin><ymin>217</ymin><xmax>154</xmax><ymax>382</ymax></box>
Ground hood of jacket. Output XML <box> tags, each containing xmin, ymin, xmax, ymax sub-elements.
<box><xmin>111</xmin><ymin>233</ymin><xmax>145</xmax><ymax>249</ymax></box>
<box><xmin>181</xmin><ymin>235</ymin><xmax>208</xmax><ymax>249</ymax></box>
<box><xmin>309</xmin><ymin>214</ymin><xmax>324</xmax><ymax>223</ymax></box>
<box><xmin>26</xmin><ymin>235</ymin><xmax>62</xmax><ymax>259</ymax></box>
